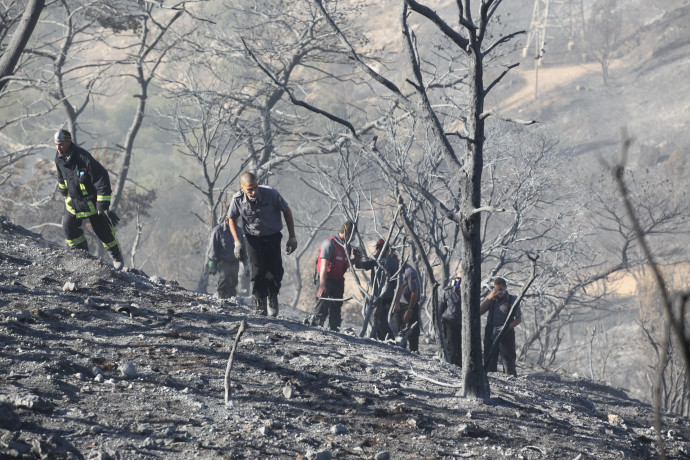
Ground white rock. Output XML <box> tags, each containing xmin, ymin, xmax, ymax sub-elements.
<box><xmin>306</xmin><ymin>450</ymin><xmax>332</xmax><ymax>460</ymax></box>
<box><xmin>14</xmin><ymin>394</ymin><xmax>41</xmax><ymax>409</ymax></box>
<box><xmin>331</xmin><ymin>424</ymin><xmax>347</xmax><ymax>434</ymax></box>
<box><xmin>141</xmin><ymin>437</ymin><xmax>157</xmax><ymax>449</ymax></box>
<box><xmin>282</xmin><ymin>385</ymin><xmax>293</xmax><ymax>399</ymax></box>
<box><xmin>13</xmin><ymin>310</ymin><xmax>30</xmax><ymax>320</ymax></box>
<box><xmin>94</xmin><ymin>374</ymin><xmax>105</xmax><ymax>383</ymax></box>
<box><xmin>62</xmin><ymin>281</ymin><xmax>78</xmax><ymax>292</ymax></box>
<box><xmin>119</xmin><ymin>362</ymin><xmax>137</xmax><ymax>378</ymax></box>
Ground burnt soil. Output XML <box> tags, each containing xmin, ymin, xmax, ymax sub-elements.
<box><xmin>1</xmin><ymin>215</ymin><xmax>688</xmax><ymax>459</ymax></box>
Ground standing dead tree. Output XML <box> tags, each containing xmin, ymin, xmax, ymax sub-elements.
<box><xmin>584</xmin><ymin>0</ymin><xmax>623</xmax><ymax>86</ymax></box>
<box><xmin>205</xmin><ymin>0</ymin><xmax>376</xmax><ymax>178</ymax></box>
<box><xmin>110</xmin><ymin>4</ymin><xmax>184</xmax><ymax>212</ymax></box>
<box><xmin>0</xmin><ymin>0</ymin><xmax>44</xmax><ymax>94</ymax></box>
<box><xmin>247</xmin><ymin>0</ymin><xmax>532</xmax><ymax>399</ymax></box>
<box><xmin>609</xmin><ymin>130</ymin><xmax>690</xmax><ymax>459</ymax></box>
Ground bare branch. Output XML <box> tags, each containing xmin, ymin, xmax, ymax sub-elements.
<box><xmin>483</xmin><ymin>63</ymin><xmax>519</xmax><ymax>97</ymax></box>
<box><xmin>242</xmin><ymin>37</ymin><xmax>357</xmax><ymax>137</ymax></box>
<box><xmin>224</xmin><ymin>319</ymin><xmax>247</xmax><ymax>406</ymax></box>
<box><xmin>404</xmin><ymin>0</ymin><xmax>475</xmax><ymax>45</ymax></box>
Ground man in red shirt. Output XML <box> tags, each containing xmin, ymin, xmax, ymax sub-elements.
<box><xmin>307</xmin><ymin>221</ymin><xmax>360</xmax><ymax>331</ymax></box>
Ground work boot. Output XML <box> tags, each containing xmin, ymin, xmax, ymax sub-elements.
<box><xmin>108</xmin><ymin>245</ymin><xmax>124</xmax><ymax>271</ymax></box>
<box><xmin>254</xmin><ymin>296</ymin><xmax>267</xmax><ymax>316</ymax></box>
<box><xmin>72</xmin><ymin>239</ymin><xmax>89</xmax><ymax>252</ymax></box>
<box><xmin>267</xmin><ymin>294</ymin><xmax>279</xmax><ymax>317</ymax></box>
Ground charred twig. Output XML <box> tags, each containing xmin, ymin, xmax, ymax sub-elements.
<box><xmin>224</xmin><ymin>319</ymin><xmax>247</xmax><ymax>406</ymax></box>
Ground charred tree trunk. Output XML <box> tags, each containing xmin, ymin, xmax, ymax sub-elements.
<box><xmin>0</xmin><ymin>0</ymin><xmax>44</xmax><ymax>93</ymax></box>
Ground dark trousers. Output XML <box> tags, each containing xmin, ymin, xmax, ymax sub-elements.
<box><xmin>442</xmin><ymin>318</ymin><xmax>462</xmax><ymax>367</ymax></box>
<box><xmin>62</xmin><ymin>211</ymin><xmax>120</xmax><ymax>258</ymax></box>
<box><xmin>312</xmin><ymin>277</ymin><xmax>345</xmax><ymax>331</ymax></box>
<box><xmin>217</xmin><ymin>259</ymin><xmax>239</xmax><ymax>299</ymax></box>
<box><xmin>483</xmin><ymin>326</ymin><xmax>517</xmax><ymax>376</ymax></box>
<box><xmin>392</xmin><ymin>304</ymin><xmax>420</xmax><ymax>352</ymax></box>
<box><xmin>372</xmin><ymin>298</ymin><xmax>393</xmax><ymax>340</ymax></box>
<box><xmin>245</xmin><ymin>232</ymin><xmax>283</xmax><ymax>299</ymax></box>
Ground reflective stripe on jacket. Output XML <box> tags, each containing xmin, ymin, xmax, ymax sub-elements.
<box><xmin>55</xmin><ymin>145</ymin><xmax>112</xmax><ymax>218</ymax></box>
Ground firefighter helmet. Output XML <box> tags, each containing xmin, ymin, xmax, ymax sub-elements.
<box><xmin>54</xmin><ymin>129</ymin><xmax>72</xmax><ymax>143</ymax></box>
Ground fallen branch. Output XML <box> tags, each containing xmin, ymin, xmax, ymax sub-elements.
<box><xmin>316</xmin><ymin>295</ymin><xmax>355</xmax><ymax>302</ymax></box>
<box><xmin>224</xmin><ymin>319</ymin><xmax>247</xmax><ymax>406</ymax></box>
<box><xmin>437</xmin><ymin>450</ymin><xmax>476</xmax><ymax>458</ymax></box>
<box><xmin>409</xmin><ymin>367</ymin><xmax>462</xmax><ymax>389</ymax></box>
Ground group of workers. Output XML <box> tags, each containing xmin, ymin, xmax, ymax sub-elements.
<box><xmin>52</xmin><ymin>131</ymin><xmax>522</xmax><ymax>376</ymax></box>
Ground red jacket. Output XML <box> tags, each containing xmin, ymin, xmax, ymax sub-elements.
<box><xmin>316</xmin><ymin>236</ymin><xmax>350</xmax><ymax>279</ymax></box>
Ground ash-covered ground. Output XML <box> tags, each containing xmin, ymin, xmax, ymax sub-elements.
<box><xmin>1</xmin><ymin>215</ymin><xmax>688</xmax><ymax>460</ymax></box>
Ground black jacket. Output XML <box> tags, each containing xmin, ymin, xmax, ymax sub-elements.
<box><xmin>55</xmin><ymin>145</ymin><xmax>112</xmax><ymax>218</ymax></box>
<box><xmin>439</xmin><ymin>286</ymin><xmax>462</xmax><ymax>322</ymax></box>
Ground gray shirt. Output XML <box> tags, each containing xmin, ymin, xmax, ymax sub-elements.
<box><xmin>227</xmin><ymin>185</ymin><xmax>289</xmax><ymax>237</ymax></box>
<box><xmin>399</xmin><ymin>263</ymin><xmax>419</xmax><ymax>305</ymax></box>
<box><xmin>319</xmin><ymin>236</ymin><xmax>344</xmax><ymax>261</ymax></box>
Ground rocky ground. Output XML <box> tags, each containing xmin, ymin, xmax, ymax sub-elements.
<box><xmin>1</xmin><ymin>215</ymin><xmax>689</xmax><ymax>460</ymax></box>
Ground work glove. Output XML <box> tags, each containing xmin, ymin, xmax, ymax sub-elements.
<box><xmin>107</xmin><ymin>210</ymin><xmax>120</xmax><ymax>227</ymax></box>
<box><xmin>285</xmin><ymin>237</ymin><xmax>298</xmax><ymax>255</ymax></box>
<box><xmin>234</xmin><ymin>241</ymin><xmax>245</xmax><ymax>261</ymax></box>
<box><xmin>208</xmin><ymin>259</ymin><xmax>217</xmax><ymax>275</ymax></box>
<box><xmin>97</xmin><ymin>201</ymin><xmax>109</xmax><ymax>213</ymax></box>
<box><xmin>98</xmin><ymin>209</ymin><xmax>120</xmax><ymax>227</ymax></box>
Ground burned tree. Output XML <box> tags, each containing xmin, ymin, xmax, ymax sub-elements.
<box><xmin>246</xmin><ymin>0</ymin><xmax>533</xmax><ymax>398</ymax></box>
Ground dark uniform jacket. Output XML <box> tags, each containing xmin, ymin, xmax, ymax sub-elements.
<box><xmin>207</xmin><ymin>221</ymin><xmax>244</xmax><ymax>262</ymax></box>
<box><xmin>439</xmin><ymin>286</ymin><xmax>462</xmax><ymax>322</ymax></box>
<box><xmin>55</xmin><ymin>145</ymin><xmax>112</xmax><ymax>219</ymax></box>
<box><xmin>358</xmin><ymin>255</ymin><xmax>399</xmax><ymax>301</ymax></box>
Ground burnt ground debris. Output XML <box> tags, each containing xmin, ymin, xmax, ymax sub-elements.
<box><xmin>0</xmin><ymin>215</ymin><xmax>688</xmax><ymax>459</ymax></box>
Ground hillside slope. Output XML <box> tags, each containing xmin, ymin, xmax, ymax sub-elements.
<box><xmin>496</xmin><ymin>1</ymin><xmax>690</xmax><ymax>164</ymax></box>
<box><xmin>1</xmin><ymin>215</ymin><xmax>688</xmax><ymax>459</ymax></box>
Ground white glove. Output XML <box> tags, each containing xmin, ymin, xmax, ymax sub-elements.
<box><xmin>234</xmin><ymin>242</ymin><xmax>245</xmax><ymax>261</ymax></box>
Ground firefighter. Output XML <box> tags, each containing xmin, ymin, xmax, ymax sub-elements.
<box><xmin>54</xmin><ymin>129</ymin><xmax>123</xmax><ymax>270</ymax></box>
